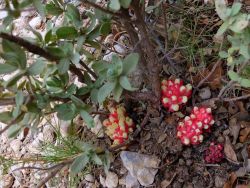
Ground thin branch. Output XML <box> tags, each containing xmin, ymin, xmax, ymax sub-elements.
<box><xmin>79</xmin><ymin>60</ymin><xmax>97</xmax><ymax>79</ymax></box>
<box><xmin>0</xmin><ymin>33</ymin><xmax>56</xmax><ymax>61</ymax></box>
<box><xmin>0</xmin><ymin>32</ymin><xmax>86</xmax><ymax>82</ymax></box>
<box><xmin>35</xmin><ymin>164</ymin><xmax>65</xmax><ymax>188</ymax></box>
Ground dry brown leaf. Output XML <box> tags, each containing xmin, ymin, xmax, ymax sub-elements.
<box><xmin>223</xmin><ymin>172</ymin><xmax>237</xmax><ymax>188</ymax></box>
<box><xmin>229</xmin><ymin>118</ymin><xmax>241</xmax><ymax>144</ymax></box>
<box><xmin>224</xmin><ymin>136</ymin><xmax>238</xmax><ymax>162</ymax></box>
<box><xmin>239</xmin><ymin>121</ymin><xmax>250</xmax><ymax>143</ymax></box>
<box><xmin>192</xmin><ymin>62</ymin><xmax>224</xmax><ymax>89</ymax></box>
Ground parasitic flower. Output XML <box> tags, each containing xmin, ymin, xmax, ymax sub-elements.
<box><xmin>161</xmin><ymin>79</ymin><xmax>192</xmax><ymax>112</ymax></box>
<box><xmin>103</xmin><ymin>106</ymin><xmax>135</xmax><ymax>145</ymax></box>
<box><xmin>177</xmin><ymin>106</ymin><xmax>215</xmax><ymax>145</ymax></box>
<box><xmin>204</xmin><ymin>142</ymin><xmax>224</xmax><ymax>163</ymax></box>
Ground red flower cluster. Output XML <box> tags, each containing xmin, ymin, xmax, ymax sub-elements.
<box><xmin>103</xmin><ymin>106</ymin><xmax>135</xmax><ymax>145</ymax></box>
<box><xmin>161</xmin><ymin>79</ymin><xmax>192</xmax><ymax>112</ymax></box>
<box><xmin>177</xmin><ymin>106</ymin><xmax>215</xmax><ymax>145</ymax></box>
<box><xmin>204</xmin><ymin>142</ymin><xmax>224</xmax><ymax>163</ymax></box>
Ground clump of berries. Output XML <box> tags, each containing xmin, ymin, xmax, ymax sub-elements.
<box><xmin>204</xmin><ymin>142</ymin><xmax>224</xmax><ymax>163</ymax></box>
<box><xmin>177</xmin><ymin>106</ymin><xmax>215</xmax><ymax>145</ymax></box>
<box><xmin>103</xmin><ymin>106</ymin><xmax>135</xmax><ymax>145</ymax></box>
<box><xmin>161</xmin><ymin>79</ymin><xmax>192</xmax><ymax>112</ymax></box>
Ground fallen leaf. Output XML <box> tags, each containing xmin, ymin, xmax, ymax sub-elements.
<box><xmin>224</xmin><ymin>136</ymin><xmax>238</xmax><ymax>162</ymax></box>
<box><xmin>239</xmin><ymin>121</ymin><xmax>250</xmax><ymax>143</ymax></box>
<box><xmin>223</xmin><ymin>172</ymin><xmax>237</xmax><ymax>188</ymax></box>
<box><xmin>192</xmin><ymin>61</ymin><xmax>224</xmax><ymax>89</ymax></box>
<box><xmin>229</xmin><ymin>118</ymin><xmax>241</xmax><ymax>144</ymax></box>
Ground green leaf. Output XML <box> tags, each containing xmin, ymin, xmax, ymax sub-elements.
<box><xmin>98</xmin><ymin>82</ymin><xmax>116</xmax><ymax>103</ymax></box>
<box><xmin>45</xmin><ymin>46</ymin><xmax>65</xmax><ymax>58</ymax></box>
<box><xmin>120</xmin><ymin>0</ymin><xmax>132</xmax><ymax>8</ymax></box>
<box><xmin>228</xmin><ymin>70</ymin><xmax>239</xmax><ymax>81</ymax></box>
<box><xmin>46</xmin><ymin>76</ymin><xmax>64</xmax><ymax>93</ymax></box>
<box><xmin>0</xmin><ymin>111</ymin><xmax>12</xmax><ymax>123</ymax></box>
<box><xmin>56</xmin><ymin>27</ymin><xmax>78</xmax><ymax>39</ymax></box>
<box><xmin>45</xmin><ymin>29</ymin><xmax>52</xmax><ymax>44</ymax></box>
<box><xmin>215</xmin><ymin>0</ymin><xmax>229</xmax><ymax>21</ymax></box>
<box><xmin>239</xmin><ymin>78</ymin><xmax>250</xmax><ymax>88</ymax></box>
<box><xmin>219</xmin><ymin>51</ymin><xmax>228</xmax><ymax>58</ymax></box>
<box><xmin>2</xmin><ymin>39</ymin><xmax>26</xmax><ymax>69</ymax></box>
<box><xmin>3</xmin><ymin>70</ymin><xmax>26</xmax><ymax>88</ymax></box>
<box><xmin>45</xmin><ymin>3</ymin><xmax>63</xmax><ymax>16</ymax></box>
<box><xmin>122</xmin><ymin>53</ymin><xmax>139</xmax><ymax>75</ymax></box>
<box><xmin>119</xmin><ymin>76</ymin><xmax>137</xmax><ymax>91</ymax></box>
<box><xmin>231</xmin><ymin>2</ymin><xmax>242</xmax><ymax>16</ymax></box>
<box><xmin>70</xmin><ymin>154</ymin><xmax>90</xmax><ymax>174</ymax></box>
<box><xmin>8</xmin><ymin>124</ymin><xmax>22</xmax><ymax>138</ymax></box>
<box><xmin>55</xmin><ymin>103</ymin><xmax>77</xmax><ymax>121</ymax></box>
<box><xmin>109</xmin><ymin>0</ymin><xmax>120</xmax><ymax>11</ymax></box>
<box><xmin>229</xmin><ymin>14</ymin><xmax>249</xmax><ymax>33</ymax></box>
<box><xmin>58</xmin><ymin>58</ymin><xmax>70</xmax><ymax>74</ymax></box>
<box><xmin>92</xmin><ymin>153</ymin><xmax>103</xmax><ymax>165</ymax></box>
<box><xmin>77</xmin><ymin>86</ymin><xmax>91</xmax><ymax>95</ymax></box>
<box><xmin>32</xmin><ymin>0</ymin><xmax>45</xmax><ymax>17</ymax></box>
<box><xmin>100</xmin><ymin>22</ymin><xmax>111</xmax><ymax>35</ymax></box>
<box><xmin>28</xmin><ymin>59</ymin><xmax>46</xmax><ymax>75</ymax></box>
<box><xmin>113</xmin><ymin>83</ymin><xmax>123</xmax><ymax>102</ymax></box>
<box><xmin>16</xmin><ymin>91</ymin><xmax>24</xmax><ymax>106</ymax></box>
<box><xmin>90</xmin><ymin>88</ymin><xmax>99</xmax><ymax>103</ymax></box>
<box><xmin>80</xmin><ymin>110</ymin><xmax>94</xmax><ymax>128</ymax></box>
<box><xmin>216</xmin><ymin>20</ymin><xmax>229</xmax><ymax>35</ymax></box>
<box><xmin>0</xmin><ymin>63</ymin><xmax>18</xmax><ymax>74</ymax></box>
<box><xmin>65</xmin><ymin>4</ymin><xmax>81</xmax><ymax>27</ymax></box>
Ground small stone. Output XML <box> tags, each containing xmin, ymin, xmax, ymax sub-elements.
<box><xmin>85</xmin><ymin>174</ymin><xmax>95</xmax><ymax>182</ymax></box>
<box><xmin>125</xmin><ymin>172</ymin><xmax>140</xmax><ymax>188</ymax></box>
<box><xmin>157</xmin><ymin>134</ymin><xmax>167</xmax><ymax>143</ymax></box>
<box><xmin>198</xmin><ymin>87</ymin><xmax>211</xmax><ymax>100</ymax></box>
<box><xmin>105</xmin><ymin>171</ymin><xmax>118</xmax><ymax>188</ymax></box>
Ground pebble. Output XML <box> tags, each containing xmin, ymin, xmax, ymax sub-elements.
<box><xmin>105</xmin><ymin>171</ymin><xmax>119</xmax><ymax>188</ymax></box>
<box><xmin>85</xmin><ymin>174</ymin><xmax>95</xmax><ymax>182</ymax></box>
<box><xmin>198</xmin><ymin>87</ymin><xmax>211</xmax><ymax>100</ymax></box>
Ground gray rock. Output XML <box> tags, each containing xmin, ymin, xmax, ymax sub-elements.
<box><xmin>105</xmin><ymin>171</ymin><xmax>118</xmax><ymax>188</ymax></box>
<box><xmin>126</xmin><ymin>172</ymin><xmax>140</xmax><ymax>188</ymax></box>
<box><xmin>198</xmin><ymin>87</ymin><xmax>211</xmax><ymax>100</ymax></box>
<box><xmin>120</xmin><ymin>151</ymin><xmax>160</xmax><ymax>186</ymax></box>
